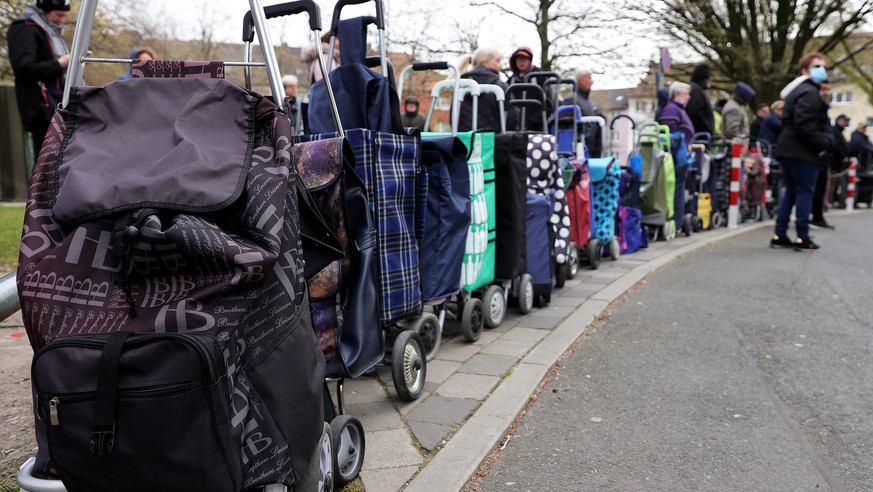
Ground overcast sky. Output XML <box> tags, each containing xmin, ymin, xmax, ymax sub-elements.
<box><xmin>125</xmin><ymin>0</ymin><xmax>661</xmax><ymax>88</ymax></box>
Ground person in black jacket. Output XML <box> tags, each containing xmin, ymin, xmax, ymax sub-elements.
<box><xmin>8</xmin><ymin>0</ymin><xmax>71</xmax><ymax>159</ymax></box>
<box><xmin>562</xmin><ymin>66</ymin><xmax>606</xmax><ymax>157</ymax></box>
<box><xmin>457</xmin><ymin>47</ymin><xmax>509</xmax><ymax>133</ymax></box>
<box><xmin>686</xmin><ymin>63</ymin><xmax>714</xmax><ymax>136</ymax></box>
<box><xmin>826</xmin><ymin>114</ymin><xmax>852</xmax><ymax>208</ymax></box>
<box><xmin>771</xmin><ymin>52</ymin><xmax>831</xmax><ymax>250</ymax></box>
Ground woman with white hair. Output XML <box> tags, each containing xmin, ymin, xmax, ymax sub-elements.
<box><xmin>657</xmin><ymin>81</ymin><xmax>696</xmax><ymax>142</ymax></box>
<box><xmin>457</xmin><ymin>47</ymin><xmax>509</xmax><ymax>133</ymax></box>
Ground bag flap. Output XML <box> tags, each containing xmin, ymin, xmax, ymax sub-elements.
<box><xmin>587</xmin><ymin>157</ymin><xmax>616</xmax><ymax>182</ymax></box>
<box><xmin>54</xmin><ymin>78</ymin><xmax>257</xmax><ymax>224</ymax></box>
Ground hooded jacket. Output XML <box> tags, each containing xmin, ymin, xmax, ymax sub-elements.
<box><xmin>685</xmin><ymin>64</ymin><xmax>714</xmax><ymax>135</ymax></box>
<box><xmin>776</xmin><ymin>78</ymin><xmax>829</xmax><ymax>166</ymax></box>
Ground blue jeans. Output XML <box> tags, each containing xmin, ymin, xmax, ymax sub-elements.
<box><xmin>775</xmin><ymin>158</ymin><xmax>819</xmax><ymax>240</ymax></box>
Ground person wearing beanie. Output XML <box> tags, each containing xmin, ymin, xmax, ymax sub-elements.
<box><xmin>686</xmin><ymin>63</ymin><xmax>715</xmax><ymax>135</ymax></box>
<box><xmin>722</xmin><ymin>81</ymin><xmax>756</xmax><ymax>140</ymax></box>
<box><xmin>771</xmin><ymin>51</ymin><xmax>831</xmax><ymax>250</ymax></box>
<box><xmin>7</xmin><ymin>0</ymin><xmax>71</xmax><ymax>158</ymax></box>
<box><xmin>401</xmin><ymin>95</ymin><xmax>426</xmax><ymax>131</ymax></box>
<box><xmin>506</xmin><ymin>46</ymin><xmax>553</xmax><ymax>131</ymax></box>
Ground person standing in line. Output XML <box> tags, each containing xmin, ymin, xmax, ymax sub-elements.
<box><xmin>749</xmin><ymin>103</ymin><xmax>770</xmax><ymax>143</ymax></box>
<box><xmin>281</xmin><ymin>74</ymin><xmax>303</xmax><ymax>135</ymax></box>
<box><xmin>400</xmin><ymin>96</ymin><xmax>426</xmax><ymax>131</ymax></box>
<box><xmin>826</xmin><ymin>114</ymin><xmax>852</xmax><ymax>209</ymax></box>
<box><xmin>507</xmin><ymin>46</ymin><xmax>553</xmax><ymax>132</ymax></box>
<box><xmin>686</xmin><ymin>63</ymin><xmax>715</xmax><ymax>136</ymax></box>
<box><xmin>849</xmin><ymin>123</ymin><xmax>873</xmax><ymax>166</ymax></box>
<box><xmin>722</xmin><ymin>82</ymin><xmax>756</xmax><ymax>140</ymax></box>
<box><xmin>771</xmin><ymin>51</ymin><xmax>831</xmax><ymax>250</ymax></box>
<box><xmin>713</xmin><ymin>98</ymin><xmax>728</xmax><ymax>136</ymax></box>
<box><xmin>117</xmin><ymin>46</ymin><xmax>157</xmax><ymax>80</ymax></box>
<box><xmin>457</xmin><ymin>47</ymin><xmax>508</xmax><ymax>133</ymax></box>
<box><xmin>757</xmin><ymin>100</ymin><xmax>784</xmax><ymax>147</ymax></box>
<box><xmin>810</xmin><ymin>82</ymin><xmax>836</xmax><ymax>229</ymax></box>
<box><xmin>562</xmin><ymin>66</ymin><xmax>606</xmax><ymax>157</ymax></box>
<box><xmin>7</xmin><ymin>0</ymin><xmax>71</xmax><ymax>159</ymax></box>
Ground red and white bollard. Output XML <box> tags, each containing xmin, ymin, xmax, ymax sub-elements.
<box><xmin>846</xmin><ymin>158</ymin><xmax>857</xmax><ymax>211</ymax></box>
<box><xmin>727</xmin><ymin>142</ymin><xmax>742</xmax><ymax>228</ymax></box>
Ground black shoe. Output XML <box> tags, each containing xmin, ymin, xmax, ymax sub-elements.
<box><xmin>809</xmin><ymin>219</ymin><xmax>835</xmax><ymax>230</ymax></box>
<box><xmin>770</xmin><ymin>234</ymin><xmax>793</xmax><ymax>248</ymax></box>
<box><xmin>793</xmin><ymin>237</ymin><xmax>820</xmax><ymax>251</ymax></box>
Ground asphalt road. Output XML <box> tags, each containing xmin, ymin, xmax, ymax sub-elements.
<box><xmin>475</xmin><ymin>213</ymin><xmax>873</xmax><ymax>491</ymax></box>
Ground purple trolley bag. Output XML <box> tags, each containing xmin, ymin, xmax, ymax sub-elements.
<box><xmin>16</xmin><ymin>1</ymin><xmax>331</xmax><ymax>490</ymax></box>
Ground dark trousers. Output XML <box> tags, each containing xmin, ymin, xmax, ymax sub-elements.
<box><xmin>775</xmin><ymin>158</ymin><xmax>819</xmax><ymax>240</ymax></box>
<box><xmin>811</xmin><ymin>165</ymin><xmax>828</xmax><ymax>220</ymax></box>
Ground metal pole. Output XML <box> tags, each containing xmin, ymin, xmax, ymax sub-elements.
<box><xmin>62</xmin><ymin>0</ymin><xmax>99</xmax><ymax>107</ymax></box>
<box><xmin>248</xmin><ymin>0</ymin><xmax>284</xmax><ymax>108</ymax></box>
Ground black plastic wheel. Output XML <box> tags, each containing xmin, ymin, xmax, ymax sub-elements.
<box><xmin>555</xmin><ymin>261</ymin><xmax>568</xmax><ymax>288</ymax></box>
<box><xmin>410</xmin><ymin>312</ymin><xmax>441</xmax><ymax>362</ymax></box>
<box><xmin>567</xmin><ymin>242</ymin><xmax>579</xmax><ymax>279</ymax></box>
<box><xmin>331</xmin><ymin>415</ymin><xmax>365</xmax><ymax>488</ymax></box>
<box><xmin>517</xmin><ymin>274</ymin><xmax>534</xmax><ymax>314</ymax></box>
<box><xmin>683</xmin><ymin>214</ymin><xmax>693</xmax><ymax>236</ymax></box>
<box><xmin>692</xmin><ymin>216</ymin><xmax>703</xmax><ymax>232</ymax></box>
<box><xmin>391</xmin><ymin>331</ymin><xmax>426</xmax><ymax>401</ymax></box>
<box><xmin>460</xmin><ymin>298</ymin><xmax>484</xmax><ymax>342</ymax></box>
<box><xmin>482</xmin><ymin>285</ymin><xmax>506</xmax><ymax>328</ymax></box>
<box><xmin>586</xmin><ymin>238</ymin><xmax>601</xmax><ymax>270</ymax></box>
<box><xmin>608</xmin><ymin>237</ymin><xmax>620</xmax><ymax>260</ymax></box>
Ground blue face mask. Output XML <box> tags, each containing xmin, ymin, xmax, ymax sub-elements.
<box><xmin>810</xmin><ymin>66</ymin><xmax>827</xmax><ymax>83</ymax></box>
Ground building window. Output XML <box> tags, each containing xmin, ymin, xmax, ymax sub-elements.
<box><xmin>829</xmin><ymin>91</ymin><xmax>853</xmax><ymax>106</ymax></box>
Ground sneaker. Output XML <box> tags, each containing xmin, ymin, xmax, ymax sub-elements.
<box><xmin>770</xmin><ymin>234</ymin><xmax>793</xmax><ymax>248</ymax></box>
<box><xmin>793</xmin><ymin>237</ymin><xmax>820</xmax><ymax>251</ymax></box>
<box><xmin>809</xmin><ymin>219</ymin><xmax>835</xmax><ymax>230</ymax></box>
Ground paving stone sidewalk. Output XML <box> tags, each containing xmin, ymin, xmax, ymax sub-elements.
<box><xmin>345</xmin><ymin>219</ymin><xmax>792</xmax><ymax>491</ymax></box>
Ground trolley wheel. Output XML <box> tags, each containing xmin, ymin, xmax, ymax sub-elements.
<box><xmin>567</xmin><ymin>242</ymin><xmax>580</xmax><ymax>279</ymax></box>
<box><xmin>391</xmin><ymin>331</ymin><xmax>426</xmax><ymax>401</ymax></box>
<box><xmin>586</xmin><ymin>239</ymin><xmax>601</xmax><ymax>270</ymax></box>
<box><xmin>692</xmin><ymin>216</ymin><xmax>703</xmax><ymax>232</ymax></box>
<box><xmin>608</xmin><ymin>237</ymin><xmax>621</xmax><ymax>260</ymax></box>
<box><xmin>410</xmin><ymin>313</ymin><xmax>441</xmax><ymax>362</ymax></box>
<box><xmin>299</xmin><ymin>422</ymin><xmax>332</xmax><ymax>492</ymax></box>
<box><xmin>517</xmin><ymin>274</ymin><xmax>534</xmax><ymax>314</ymax></box>
<box><xmin>460</xmin><ymin>298</ymin><xmax>484</xmax><ymax>343</ymax></box>
<box><xmin>331</xmin><ymin>415</ymin><xmax>365</xmax><ymax>488</ymax></box>
<box><xmin>711</xmin><ymin>211</ymin><xmax>725</xmax><ymax>229</ymax></box>
<box><xmin>555</xmin><ymin>260</ymin><xmax>568</xmax><ymax>288</ymax></box>
<box><xmin>483</xmin><ymin>285</ymin><xmax>506</xmax><ymax>328</ymax></box>
<box><xmin>683</xmin><ymin>214</ymin><xmax>693</xmax><ymax>236</ymax></box>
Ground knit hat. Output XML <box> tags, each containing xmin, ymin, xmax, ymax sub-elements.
<box><xmin>509</xmin><ymin>46</ymin><xmax>534</xmax><ymax>75</ymax></box>
<box><xmin>691</xmin><ymin>63</ymin><xmax>712</xmax><ymax>83</ymax></box>
<box><xmin>404</xmin><ymin>96</ymin><xmax>419</xmax><ymax>106</ymax></box>
<box><xmin>733</xmin><ymin>81</ymin><xmax>756</xmax><ymax>102</ymax></box>
<box><xmin>37</xmin><ymin>0</ymin><xmax>70</xmax><ymax>11</ymax></box>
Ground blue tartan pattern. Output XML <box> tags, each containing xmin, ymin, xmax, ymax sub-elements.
<box><xmin>297</xmin><ymin>129</ymin><xmax>425</xmax><ymax>324</ymax></box>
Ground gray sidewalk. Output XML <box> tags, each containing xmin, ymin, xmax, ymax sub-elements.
<box><xmin>349</xmin><ymin>212</ymin><xmax>860</xmax><ymax>491</ymax></box>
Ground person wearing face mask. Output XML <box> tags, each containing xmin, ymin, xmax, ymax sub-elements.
<box><xmin>8</xmin><ymin>0</ymin><xmax>71</xmax><ymax>159</ymax></box>
<box><xmin>770</xmin><ymin>51</ymin><xmax>831</xmax><ymax>250</ymax></box>
<box><xmin>686</xmin><ymin>63</ymin><xmax>715</xmax><ymax>136</ymax></box>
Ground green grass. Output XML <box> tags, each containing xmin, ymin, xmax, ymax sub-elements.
<box><xmin>0</xmin><ymin>205</ymin><xmax>24</xmax><ymax>267</ymax></box>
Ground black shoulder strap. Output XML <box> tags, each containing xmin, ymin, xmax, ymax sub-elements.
<box><xmin>90</xmin><ymin>331</ymin><xmax>131</xmax><ymax>455</ymax></box>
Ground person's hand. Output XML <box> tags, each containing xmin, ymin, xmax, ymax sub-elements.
<box><xmin>58</xmin><ymin>54</ymin><xmax>70</xmax><ymax>68</ymax></box>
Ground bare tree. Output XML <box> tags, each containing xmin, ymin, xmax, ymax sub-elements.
<box><xmin>635</xmin><ymin>0</ymin><xmax>873</xmax><ymax>103</ymax></box>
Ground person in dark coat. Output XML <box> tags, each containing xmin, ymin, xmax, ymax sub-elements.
<box><xmin>849</xmin><ymin>123</ymin><xmax>873</xmax><ymax>162</ymax></box>
<box><xmin>562</xmin><ymin>66</ymin><xmax>606</xmax><ymax>157</ymax></box>
<box><xmin>457</xmin><ymin>47</ymin><xmax>508</xmax><ymax>133</ymax></box>
<box><xmin>686</xmin><ymin>63</ymin><xmax>714</xmax><ymax>136</ymax></box>
<box><xmin>281</xmin><ymin>74</ymin><xmax>303</xmax><ymax>135</ymax></box>
<box><xmin>749</xmin><ymin>103</ymin><xmax>770</xmax><ymax>143</ymax></box>
<box><xmin>810</xmin><ymin>82</ymin><xmax>834</xmax><ymax>229</ymax></box>
<box><xmin>757</xmin><ymin>100</ymin><xmax>784</xmax><ymax>147</ymax></box>
<box><xmin>400</xmin><ymin>96</ymin><xmax>427</xmax><ymax>131</ymax></box>
<box><xmin>771</xmin><ymin>51</ymin><xmax>831</xmax><ymax>250</ymax></box>
<box><xmin>826</xmin><ymin>114</ymin><xmax>852</xmax><ymax>208</ymax></box>
<box><xmin>506</xmin><ymin>46</ymin><xmax>551</xmax><ymax>131</ymax></box>
<box><xmin>654</xmin><ymin>88</ymin><xmax>669</xmax><ymax>121</ymax></box>
<box><xmin>7</xmin><ymin>0</ymin><xmax>71</xmax><ymax>159</ymax></box>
